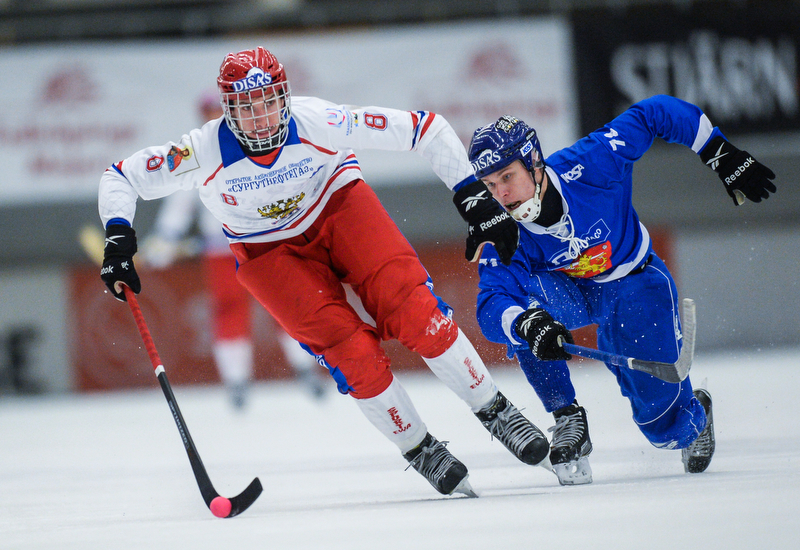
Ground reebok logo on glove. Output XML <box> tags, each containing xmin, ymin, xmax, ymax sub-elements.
<box><xmin>459</xmin><ymin>190</ymin><xmax>488</xmax><ymax>212</ymax></box>
<box><xmin>530</xmin><ymin>323</ymin><xmax>555</xmax><ymax>358</ymax></box>
<box><xmin>723</xmin><ymin>156</ymin><xmax>754</xmax><ymax>185</ymax></box>
<box><xmin>514</xmin><ymin>307</ymin><xmax>573</xmax><ymax>362</ymax></box>
<box><xmin>479</xmin><ymin>212</ymin><xmax>511</xmax><ymax>231</ymax></box>
<box><xmin>104</xmin><ymin>235</ymin><xmax>125</xmax><ymax>248</ymax></box>
<box><xmin>700</xmin><ymin>135</ymin><xmax>776</xmax><ymax>206</ymax></box>
<box><xmin>704</xmin><ymin>143</ymin><xmax>728</xmax><ymax>170</ymax></box>
<box><xmin>516</xmin><ymin>310</ymin><xmax>545</xmax><ymax>334</ymax></box>
<box><xmin>100</xmin><ymin>223</ymin><xmax>141</xmax><ymax>301</ymax></box>
<box><xmin>453</xmin><ymin>180</ymin><xmax>519</xmax><ymax>265</ymax></box>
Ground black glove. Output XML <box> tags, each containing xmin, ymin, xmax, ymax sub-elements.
<box><xmin>699</xmin><ymin>136</ymin><xmax>776</xmax><ymax>206</ymax></box>
<box><xmin>514</xmin><ymin>308</ymin><xmax>574</xmax><ymax>361</ymax></box>
<box><xmin>100</xmin><ymin>224</ymin><xmax>141</xmax><ymax>301</ymax></box>
<box><xmin>453</xmin><ymin>179</ymin><xmax>519</xmax><ymax>265</ymax></box>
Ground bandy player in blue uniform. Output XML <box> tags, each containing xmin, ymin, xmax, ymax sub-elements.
<box><xmin>465</xmin><ymin>95</ymin><xmax>776</xmax><ymax>485</ymax></box>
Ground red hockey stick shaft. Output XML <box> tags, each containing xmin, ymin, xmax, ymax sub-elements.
<box><xmin>123</xmin><ymin>286</ymin><xmax>163</xmax><ymax>371</ymax></box>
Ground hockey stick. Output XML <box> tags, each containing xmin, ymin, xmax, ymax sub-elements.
<box><xmin>562</xmin><ymin>298</ymin><xmax>696</xmax><ymax>383</ymax></box>
<box><xmin>78</xmin><ymin>225</ymin><xmax>105</xmax><ymax>266</ymax></box>
<box><xmin>122</xmin><ymin>285</ymin><xmax>262</xmax><ymax>518</ymax></box>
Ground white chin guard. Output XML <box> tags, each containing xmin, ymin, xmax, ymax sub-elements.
<box><xmin>510</xmin><ymin>195</ymin><xmax>541</xmax><ymax>221</ymax></box>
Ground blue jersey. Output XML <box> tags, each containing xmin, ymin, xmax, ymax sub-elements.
<box><xmin>477</xmin><ymin>95</ymin><xmax>716</xmax><ymax>349</ymax></box>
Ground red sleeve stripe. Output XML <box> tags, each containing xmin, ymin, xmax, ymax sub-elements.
<box><xmin>409</xmin><ymin>112</ymin><xmax>421</xmax><ymax>149</ymax></box>
<box><xmin>410</xmin><ymin>111</ymin><xmax>436</xmax><ymax>149</ymax></box>
<box><xmin>202</xmin><ymin>163</ymin><xmax>225</xmax><ymax>186</ymax></box>
<box><xmin>418</xmin><ymin>112</ymin><xmax>436</xmax><ymax>139</ymax></box>
<box><xmin>299</xmin><ymin>138</ymin><xmax>337</xmax><ymax>155</ymax></box>
<box><xmin>105</xmin><ymin>160</ymin><xmax>125</xmax><ymax>175</ymax></box>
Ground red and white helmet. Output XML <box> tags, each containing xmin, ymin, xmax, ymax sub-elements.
<box><xmin>217</xmin><ymin>47</ymin><xmax>292</xmax><ymax>153</ymax></box>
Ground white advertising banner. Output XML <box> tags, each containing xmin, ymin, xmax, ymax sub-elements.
<box><xmin>0</xmin><ymin>17</ymin><xmax>577</xmax><ymax>205</ymax></box>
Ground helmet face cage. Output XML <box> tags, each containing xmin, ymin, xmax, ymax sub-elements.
<box><xmin>468</xmin><ymin>115</ymin><xmax>544</xmax><ymax>179</ymax></box>
<box><xmin>217</xmin><ymin>47</ymin><xmax>292</xmax><ymax>153</ymax></box>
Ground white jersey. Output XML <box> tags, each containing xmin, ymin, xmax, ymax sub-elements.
<box><xmin>99</xmin><ymin>96</ymin><xmax>476</xmax><ymax>243</ymax></box>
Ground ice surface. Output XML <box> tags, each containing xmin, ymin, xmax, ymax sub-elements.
<box><xmin>2</xmin><ymin>347</ymin><xmax>798</xmax><ymax>549</ymax></box>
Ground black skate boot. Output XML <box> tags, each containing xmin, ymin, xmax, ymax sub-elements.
<box><xmin>549</xmin><ymin>401</ymin><xmax>593</xmax><ymax>485</ymax></box>
<box><xmin>403</xmin><ymin>433</ymin><xmax>476</xmax><ymax>497</ymax></box>
<box><xmin>682</xmin><ymin>388</ymin><xmax>715</xmax><ymax>473</ymax></box>
<box><xmin>474</xmin><ymin>392</ymin><xmax>549</xmax><ymax>466</ymax></box>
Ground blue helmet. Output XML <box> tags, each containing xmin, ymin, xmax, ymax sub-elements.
<box><xmin>468</xmin><ymin>115</ymin><xmax>544</xmax><ymax>179</ymax></box>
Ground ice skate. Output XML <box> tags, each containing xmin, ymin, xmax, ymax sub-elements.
<box><xmin>548</xmin><ymin>401</ymin><xmax>593</xmax><ymax>485</ymax></box>
<box><xmin>474</xmin><ymin>392</ymin><xmax>549</xmax><ymax>466</ymax></box>
<box><xmin>682</xmin><ymin>388</ymin><xmax>715</xmax><ymax>473</ymax></box>
<box><xmin>403</xmin><ymin>433</ymin><xmax>478</xmax><ymax>497</ymax></box>
<box><xmin>403</xmin><ymin>432</ymin><xmax>476</xmax><ymax>497</ymax></box>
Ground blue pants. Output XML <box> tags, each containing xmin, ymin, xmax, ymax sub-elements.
<box><xmin>516</xmin><ymin>254</ymin><xmax>706</xmax><ymax>449</ymax></box>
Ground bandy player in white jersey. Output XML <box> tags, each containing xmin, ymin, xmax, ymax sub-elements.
<box><xmin>99</xmin><ymin>47</ymin><xmax>549</xmax><ymax>496</ymax></box>
<box><xmin>141</xmin><ymin>92</ymin><xmax>328</xmax><ymax>409</ymax></box>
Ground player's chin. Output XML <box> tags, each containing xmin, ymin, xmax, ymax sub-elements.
<box><xmin>258</xmin><ymin>126</ymin><xmax>280</xmax><ymax>137</ymax></box>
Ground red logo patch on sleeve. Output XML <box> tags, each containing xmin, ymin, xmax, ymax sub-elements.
<box><xmin>146</xmin><ymin>155</ymin><xmax>164</xmax><ymax>172</ymax></box>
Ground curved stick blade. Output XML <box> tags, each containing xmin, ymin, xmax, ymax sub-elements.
<box><xmin>562</xmin><ymin>298</ymin><xmax>696</xmax><ymax>383</ymax></box>
<box><xmin>224</xmin><ymin>478</ymin><xmax>263</xmax><ymax>518</ymax></box>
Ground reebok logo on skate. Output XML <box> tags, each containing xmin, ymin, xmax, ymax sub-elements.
<box><xmin>706</xmin><ymin>144</ymin><xmax>728</xmax><ymax>170</ymax></box>
<box><xmin>388</xmin><ymin>407</ymin><xmax>411</xmax><ymax>434</ymax></box>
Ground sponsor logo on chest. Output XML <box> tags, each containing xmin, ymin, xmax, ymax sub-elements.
<box><xmin>223</xmin><ymin>157</ymin><xmax>316</xmax><ymax>193</ymax></box>
<box><xmin>257</xmin><ymin>192</ymin><xmax>306</xmax><ymax>220</ymax></box>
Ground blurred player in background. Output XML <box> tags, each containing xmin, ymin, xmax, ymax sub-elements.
<box><xmin>97</xmin><ymin>47</ymin><xmax>549</xmax><ymax>497</ymax></box>
<box><xmin>468</xmin><ymin>95</ymin><xmax>776</xmax><ymax>485</ymax></box>
<box><xmin>141</xmin><ymin>92</ymin><xmax>326</xmax><ymax>409</ymax></box>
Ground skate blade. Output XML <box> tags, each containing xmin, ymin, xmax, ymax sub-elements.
<box><xmin>553</xmin><ymin>457</ymin><xmax>592</xmax><ymax>486</ymax></box>
<box><xmin>452</xmin><ymin>475</ymin><xmax>479</xmax><ymax>498</ymax></box>
<box><xmin>538</xmin><ymin>455</ymin><xmax>554</xmax><ymax>472</ymax></box>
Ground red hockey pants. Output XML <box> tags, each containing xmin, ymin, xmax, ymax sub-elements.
<box><xmin>230</xmin><ymin>181</ymin><xmax>458</xmax><ymax>398</ymax></box>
